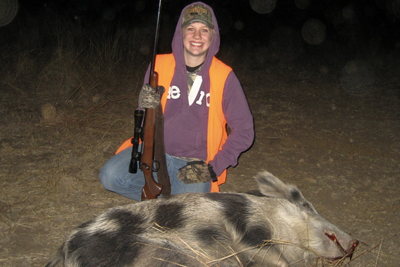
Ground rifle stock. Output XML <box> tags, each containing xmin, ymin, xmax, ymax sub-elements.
<box><xmin>141</xmin><ymin>72</ymin><xmax>163</xmax><ymax>200</ymax></box>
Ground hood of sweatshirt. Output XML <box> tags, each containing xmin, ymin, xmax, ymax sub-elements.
<box><xmin>170</xmin><ymin>2</ymin><xmax>220</xmax><ymax>90</ymax></box>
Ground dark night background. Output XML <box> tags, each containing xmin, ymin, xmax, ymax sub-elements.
<box><xmin>4</xmin><ymin>0</ymin><xmax>400</xmax><ymax>59</ymax></box>
<box><xmin>3</xmin><ymin>0</ymin><xmax>399</xmax><ymax>97</ymax></box>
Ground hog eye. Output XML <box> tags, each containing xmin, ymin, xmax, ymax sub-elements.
<box><xmin>303</xmin><ymin>203</ymin><xmax>312</xmax><ymax>210</ymax></box>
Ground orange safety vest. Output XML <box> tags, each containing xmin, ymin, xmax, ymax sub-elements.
<box><xmin>115</xmin><ymin>54</ymin><xmax>232</xmax><ymax>192</ymax></box>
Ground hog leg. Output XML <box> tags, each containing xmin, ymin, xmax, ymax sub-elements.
<box><xmin>242</xmin><ymin>246</ymin><xmax>290</xmax><ymax>267</ymax></box>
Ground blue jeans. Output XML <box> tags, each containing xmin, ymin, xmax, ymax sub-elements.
<box><xmin>99</xmin><ymin>147</ymin><xmax>211</xmax><ymax>201</ymax></box>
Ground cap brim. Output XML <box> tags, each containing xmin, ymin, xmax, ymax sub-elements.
<box><xmin>182</xmin><ymin>19</ymin><xmax>214</xmax><ymax>29</ymax></box>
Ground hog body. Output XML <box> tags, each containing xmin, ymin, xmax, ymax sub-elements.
<box><xmin>46</xmin><ymin>171</ymin><xmax>358</xmax><ymax>267</ymax></box>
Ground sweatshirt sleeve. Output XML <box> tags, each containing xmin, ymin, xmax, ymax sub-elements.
<box><xmin>209</xmin><ymin>71</ymin><xmax>254</xmax><ymax>176</ymax></box>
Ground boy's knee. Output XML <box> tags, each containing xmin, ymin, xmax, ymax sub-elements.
<box><xmin>98</xmin><ymin>168</ymin><xmax>114</xmax><ymax>190</ymax></box>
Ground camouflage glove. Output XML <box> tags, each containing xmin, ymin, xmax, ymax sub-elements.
<box><xmin>177</xmin><ymin>161</ymin><xmax>218</xmax><ymax>184</ymax></box>
<box><xmin>138</xmin><ymin>84</ymin><xmax>164</xmax><ymax>109</ymax></box>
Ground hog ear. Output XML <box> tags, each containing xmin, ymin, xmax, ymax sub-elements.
<box><xmin>255</xmin><ymin>171</ymin><xmax>294</xmax><ymax>199</ymax></box>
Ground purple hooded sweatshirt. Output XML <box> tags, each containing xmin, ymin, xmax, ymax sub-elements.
<box><xmin>143</xmin><ymin>2</ymin><xmax>254</xmax><ymax>176</ymax></box>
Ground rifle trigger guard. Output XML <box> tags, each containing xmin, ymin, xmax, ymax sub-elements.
<box><xmin>153</xmin><ymin>160</ymin><xmax>160</xmax><ymax>172</ymax></box>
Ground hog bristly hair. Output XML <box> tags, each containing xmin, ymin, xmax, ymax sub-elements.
<box><xmin>45</xmin><ymin>171</ymin><xmax>358</xmax><ymax>267</ymax></box>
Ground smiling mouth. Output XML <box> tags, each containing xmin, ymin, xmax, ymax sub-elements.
<box><xmin>190</xmin><ymin>42</ymin><xmax>203</xmax><ymax>47</ymax></box>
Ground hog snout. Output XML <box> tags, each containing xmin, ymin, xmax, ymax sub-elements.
<box><xmin>325</xmin><ymin>232</ymin><xmax>358</xmax><ymax>259</ymax></box>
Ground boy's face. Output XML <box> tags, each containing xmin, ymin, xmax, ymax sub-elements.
<box><xmin>182</xmin><ymin>22</ymin><xmax>212</xmax><ymax>62</ymax></box>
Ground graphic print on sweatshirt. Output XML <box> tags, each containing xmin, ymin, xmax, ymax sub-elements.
<box><xmin>166</xmin><ymin>75</ymin><xmax>210</xmax><ymax>108</ymax></box>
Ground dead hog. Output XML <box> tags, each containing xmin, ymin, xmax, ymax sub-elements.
<box><xmin>46</xmin><ymin>171</ymin><xmax>358</xmax><ymax>267</ymax></box>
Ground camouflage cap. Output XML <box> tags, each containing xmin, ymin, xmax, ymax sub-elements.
<box><xmin>181</xmin><ymin>4</ymin><xmax>214</xmax><ymax>29</ymax></box>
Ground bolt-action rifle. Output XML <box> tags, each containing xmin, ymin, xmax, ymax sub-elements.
<box><xmin>129</xmin><ymin>0</ymin><xmax>170</xmax><ymax>200</ymax></box>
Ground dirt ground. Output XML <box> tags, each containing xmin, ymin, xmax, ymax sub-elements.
<box><xmin>1</xmin><ymin>13</ymin><xmax>400</xmax><ymax>267</ymax></box>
